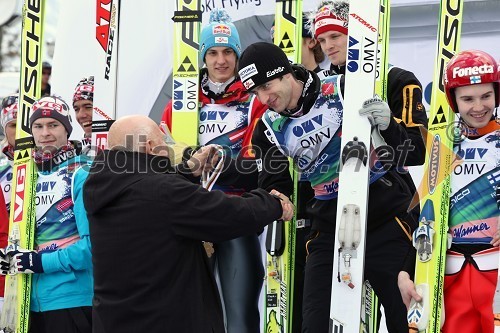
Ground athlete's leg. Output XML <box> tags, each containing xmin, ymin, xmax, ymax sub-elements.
<box><xmin>216</xmin><ymin>234</ymin><xmax>264</xmax><ymax>333</ymax></box>
<box><xmin>365</xmin><ymin>217</ymin><xmax>413</xmax><ymax>333</ymax></box>
<box><xmin>443</xmin><ymin>257</ymin><xmax>497</xmax><ymax>333</ymax></box>
<box><xmin>29</xmin><ymin>307</ymin><xmax>92</xmax><ymax>333</ymax></box>
<box><xmin>442</xmin><ymin>264</ymin><xmax>481</xmax><ymax>333</ymax></box>
<box><xmin>302</xmin><ymin>230</ymin><xmax>333</xmax><ymax>333</ymax></box>
<box><xmin>475</xmin><ymin>268</ymin><xmax>497</xmax><ymax>333</ymax></box>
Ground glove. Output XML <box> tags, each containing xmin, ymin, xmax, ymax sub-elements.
<box><xmin>359</xmin><ymin>95</ymin><xmax>391</xmax><ymax>131</ymax></box>
<box><xmin>0</xmin><ymin>249</ymin><xmax>9</xmax><ymax>275</ymax></box>
<box><xmin>7</xmin><ymin>248</ymin><xmax>43</xmax><ymax>274</ymax></box>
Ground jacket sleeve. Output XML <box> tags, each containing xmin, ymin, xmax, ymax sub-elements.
<box><xmin>381</xmin><ymin>67</ymin><xmax>428</xmax><ymax>167</ymax></box>
<box><xmin>251</xmin><ymin>119</ymin><xmax>293</xmax><ymax>198</ymax></box>
<box><xmin>166</xmin><ymin>175</ymin><xmax>283</xmax><ymax>242</ymax></box>
<box><xmin>213</xmin><ymin>156</ymin><xmax>259</xmax><ymax>191</ymax></box>
<box><xmin>401</xmin><ymin>246</ymin><xmax>417</xmax><ymax>278</ymax></box>
<box><xmin>41</xmin><ymin>165</ymin><xmax>92</xmax><ymax>273</ymax></box>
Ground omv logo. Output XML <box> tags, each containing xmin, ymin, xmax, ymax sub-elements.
<box><xmin>347</xmin><ymin>36</ymin><xmax>360</xmax><ymax>73</ymax></box>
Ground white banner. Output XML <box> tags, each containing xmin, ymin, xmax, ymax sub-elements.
<box><xmin>51</xmin><ymin>0</ymin><xmax>100</xmax><ymax>140</ymax></box>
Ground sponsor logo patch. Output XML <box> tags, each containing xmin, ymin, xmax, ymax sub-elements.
<box><xmin>316</xmin><ymin>6</ymin><xmax>331</xmax><ymax>19</ymax></box>
<box><xmin>452</xmin><ymin>65</ymin><xmax>494</xmax><ymax>78</ymax></box>
<box><xmin>256</xmin><ymin>158</ymin><xmax>262</xmax><ymax>172</ymax></box>
<box><xmin>74</xmin><ymin>84</ymin><xmax>94</xmax><ymax>93</ymax></box>
<box><xmin>470</xmin><ymin>76</ymin><xmax>481</xmax><ymax>84</ymax></box>
<box><xmin>428</xmin><ymin>135</ymin><xmax>440</xmax><ymax>194</ymax></box>
<box><xmin>322</xmin><ymin>82</ymin><xmax>335</xmax><ymax>96</ymax></box>
<box><xmin>215</xmin><ymin>37</ymin><xmax>228</xmax><ymax>44</ymax></box>
<box><xmin>213</xmin><ymin>24</ymin><xmax>231</xmax><ymax>36</ymax></box>
<box><xmin>33</xmin><ymin>101</ymin><xmax>69</xmax><ymax>116</ymax></box>
<box><xmin>267</xmin><ymin>66</ymin><xmax>284</xmax><ymax>77</ymax></box>
<box><xmin>239</xmin><ymin>63</ymin><xmax>258</xmax><ymax>82</ymax></box>
<box><xmin>243</xmin><ymin>79</ymin><xmax>255</xmax><ymax>90</ymax></box>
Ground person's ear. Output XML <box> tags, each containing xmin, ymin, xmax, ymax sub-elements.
<box><xmin>308</xmin><ymin>38</ymin><xmax>317</xmax><ymax>49</ymax></box>
<box><xmin>145</xmin><ymin>139</ymin><xmax>155</xmax><ymax>155</ymax></box>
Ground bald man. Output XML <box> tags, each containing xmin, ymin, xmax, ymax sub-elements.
<box><xmin>83</xmin><ymin>115</ymin><xmax>293</xmax><ymax>333</ymax></box>
<box><xmin>107</xmin><ymin>115</ymin><xmax>218</xmax><ymax>176</ymax></box>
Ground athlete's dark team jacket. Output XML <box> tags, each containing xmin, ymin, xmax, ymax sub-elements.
<box><xmin>252</xmin><ymin>65</ymin><xmax>428</xmax><ymax>233</ymax></box>
<box><xmin>84</xmin><ymin>150</ymin><xmax>283</xmax><ymax>333</ymax></box>
<box><xmin>161</xmin><ymin>68</ymin><xmax>268</xmax><ymax>194</ymax></box>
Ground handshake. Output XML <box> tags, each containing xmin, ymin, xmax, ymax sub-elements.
<box><xmin>0</xmin><ymin>246</ymin><xmax>44</xmax><ymax>275</ymax></box>
<box><xmin>270</xmin><ymin>189</ymin><xmax>294</xmax><ymax>222</ymax></box>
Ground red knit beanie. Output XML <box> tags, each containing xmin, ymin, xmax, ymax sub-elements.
<box><xmin>312</xmin><ymin>1</ymin><xmax>349</xmax><ymax>38</ymax></box>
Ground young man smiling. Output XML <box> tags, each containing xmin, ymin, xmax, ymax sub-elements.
<box><xmin>72</xmin><ymin>76</ymin><xmax>94</xmax><ymax>146</ymax></box>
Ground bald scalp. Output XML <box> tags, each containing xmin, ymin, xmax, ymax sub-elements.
<box><xmin>108</xmin><ymin>115</ymin><xmax>164</xmax><ymax>152</ymax></box>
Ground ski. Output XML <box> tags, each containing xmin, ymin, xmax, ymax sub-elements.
<box><xmin>0</xmin><ymin>1</ymin><xmax>46</xmax><ymax>332</ymax></box>
<box><xmin>329</xmin><ymin>0</ymin><xmax>382</xmax><ymax>331</ymax></box>
<box><xmin>170</xmin><ymin>0</ymin><xmax>201</xmax><ymax>148</ymax></box>
<box><xmin>375</xmin><ymin>0</ymin><xmax>390</xmax><ymax>100</ymax></box>
<box><xmin>407</xmin><ymin>0</ymin><xmax>463</xmax><ymax>332</ymax></box>
<box><xmin>93</xmin><ymin>0</ymin><xmax>121</xmax><ymax>151</ymax></box>
<box><xmin>360</xmin><ymin>1</ymin><xmax>390</xmax><ymax>331</ymax></box>
<box><xmin>496</xmin><ymin>186</ymin><xmax>500</xmax><ymax>331</ymax></box>
<box><xmin>265</xmin><ymin>1</ymin><xmax>302</xmax><ymax>332</ymax></box>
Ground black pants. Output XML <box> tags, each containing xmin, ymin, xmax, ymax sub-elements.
<box><xmin>29</xmin><ymin>307</ymin><xmax>92</xmax><ymax>333</ymax></box>
<box><xmin>302</xmin><ymin>217</ymin><xmax>414</xmax><ymax>333</ymax></box>
<box><xmin>212</xmin><ymin>234</ymin><xmax>264</xmax><ymax>333</ymax></box>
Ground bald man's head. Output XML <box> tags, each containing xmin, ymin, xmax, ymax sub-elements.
<box><xmin>108</xmin><ymin>115</ymin><xmax>167</xmax><ymax>156</ymax></box>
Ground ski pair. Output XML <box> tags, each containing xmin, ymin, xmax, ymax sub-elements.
<box><xmin>329</xmin><ymin>0</ymin><xmax>392</xmax><ymax>331</ymax></box>
<box><xmin>269</xmin><ymin>1</ymin><xmax>390</xmax><ymax>331</ymax></box>
<box><xmin>0</xmin><ymin>1</ymin><xmax>46</xmax><ymax>332</ymax></box>
<box><xmin>0</xmin><ymin>2</ymin><xmax>121</xmax><ymax>332</ymax></box>
<box><xmin>264</xmin><ymin>1</ymin><xmax>302</xmax><ymax>332</ymax></box>
<box><xmin>407</xmin><ymin>0</ymin><xmax>464</xmax><ymax>332</ymax></box>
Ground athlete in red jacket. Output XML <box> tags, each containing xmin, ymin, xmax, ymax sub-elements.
<box><xmin>161</xmin><ymin>9</ymin><xmax>269</xmax><ymax>333</ymax></box>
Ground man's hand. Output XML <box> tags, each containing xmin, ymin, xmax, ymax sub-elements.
<box><xmin>0</xmin><ymin>249</ymin><xmax>9</xmax><ymax>275</ymax></box>
<box><xmin>7</xmin><ymin>247</ymin><xmax>44</xmax><ymax>274</ymax></box>
<box><xmin>359</xmin><ymin>95</ymin><xmax>391</xmax><ymax>131</ymax></box>
<box><xmin>187</xmin><ymin>145</ymin><xmax>221</xmax><ymax>177</ymax></box>
<box><xmin>398</xmin><ymin>271</ymin><xmax>422</xmax><ymax>309</ymax></box>
<box><xmin>270</xmin><ymin>189</ymin><xmax>294</xmax><ymax>221</ymax></box>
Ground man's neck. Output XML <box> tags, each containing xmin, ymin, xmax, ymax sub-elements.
<box><xmin>301</xmin><ymin>52</ymin><xmax>318</xmax><ymax>72</ymax></box>
<box><xmin>330</xmin><ymin>63</ymin><xmax>346</xmax><ymax>75</ymax></box>
<box><xmin>287</xmin><ymin>79</ymin><xmax>304</xmax><ymax>110</ymax></box>
<box><xmin>205</xmin><ymin>75</ymin><xmax>235</xmax><ymax>95</ymax></box>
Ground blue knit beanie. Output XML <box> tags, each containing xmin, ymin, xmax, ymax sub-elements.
<box><xmin>199</xmin><ymin>9</ymin><xmax>241</xmax><ymax>62</ymax></box>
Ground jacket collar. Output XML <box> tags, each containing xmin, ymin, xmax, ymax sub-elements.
<box><xmin>97</xmin><ymin>149</ymin><xmax>174</xmax><ymax>175</ymax></box>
